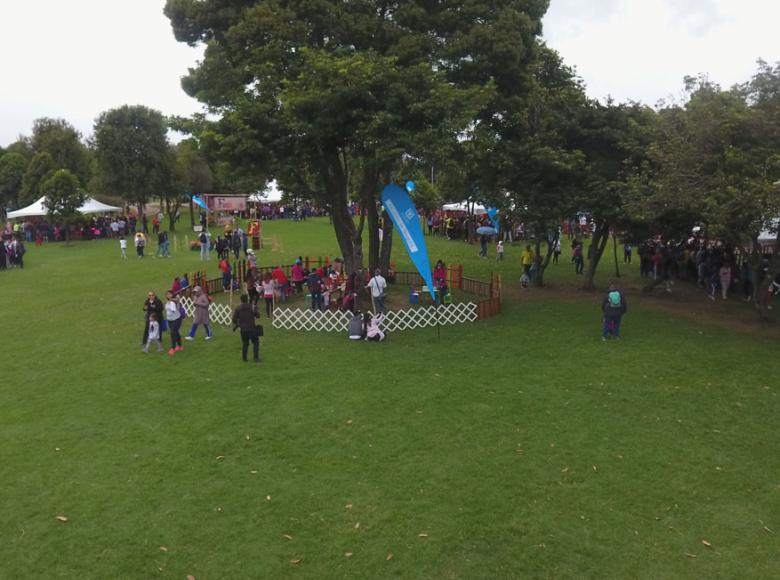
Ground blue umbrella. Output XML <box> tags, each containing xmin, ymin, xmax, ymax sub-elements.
<box><xmin>476</xmin><ymin>226</ymin><xmax>498</xmax><ymax>235</ymax></box>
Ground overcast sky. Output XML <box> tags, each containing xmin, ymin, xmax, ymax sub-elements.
<box><xmin>1</xmin><ymin>0</ymin><xmax>778</xmax><ymax>147</ymax></box>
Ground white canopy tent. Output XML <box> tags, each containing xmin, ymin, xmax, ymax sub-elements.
<box><xmin>248</xmin><ymin>180</ymin><xmax>283</xmax><ymax>203</ymax></box>
<box><xmin>442</xmin><ymin>201</ymin><xmax>487</xmax><ymax>214</ymax></box>
<box><xmin>7</xmin><ymin>196</ymin><xmax>122</xmax><ymax>219</ymax></box>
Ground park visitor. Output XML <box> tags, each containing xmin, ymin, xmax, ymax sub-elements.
<box><xmin>291</xmin><ymin>258</ymin><xmax>305</xmax><ymax>293</ymax></box>
<box><xmin>347</xmin><ymin>311</ymin><xmax>364</xmax><ymax>340</ymax></box>
<box><xmin>479</xmin><ymin>234</ymin><xmax>489</xmax><ymax>258</ymax></box>
<box><xmin>271</xmin><ymin>265</ymin><xmax>290</xmax><ymax>301</ymax></box>
<box><xmin>185</xmin><ymin>286</ymin><xmax>213</xmax><ymax>340</ymax></box>
<box><xmin>142</xmin><ymin>291</ymin><xmax>163</xmax><ymax>346</ymax></box>
<box><xmin>364</xmin><ymin>312</ymin><xmax>385</xmax><ymax>342</ymax></box>
<box><xmin>232</xmin><ymin>294</ymin><xmax>261</xmax><ymax>362</ymax></box>
<box><xmin>521</xmin><ymin>245</ymin><xmax>535</xmax><ymax>277</ymax></box>
<box><xmin>199</xmin><ymin>231</ymin><xmax>210</xmax><ymax>261</ymax></box>
<box><xmin>553</xmin><ymin>238</ymin><xmax>561</xmax><ymax>264</ymax></box>
<box><xmin>261</xmin><ymin>273</ymin><xmax>275</xmax><ymax>317</ymax></box>
<box><xmin>134</xmin><ymin>232</ymin><xmax>146</xmax><ymax>258</ymax></box>
<box><xmin>142</xmin><ymin>313</ymin><xmax>164</xmax><ymax>353</ymax></box>
<box><xmin>718</xmin><ymin>262</ymin><xmax>732</xmax><ymax>300</ymax></box>
<box><xmin>496</xmin><ymin>240</ymin><xmax>504</xmax><ymax>261</ymax></box>
<box><xmin>164</xmin><ymin>291</ymin><xmax>184</xmax><ymax>355</ymax></box>
<box><xmin>119</xmin><ymin>236</ymin><xmax>127</xmax><ymax>259</ymax></box>
<box><xmin>307</xmin><ymin>270</ymin><xmax>324</xmax><ymax>311</ymax></box>
<box><xmin>367</xmin><ymin>269</ymin><xmax>387</xmax><ymax>313</ymax></box>
<box><xmin>601</xmin><ymin>283</ymin><xmax>627</xmax><ymax>341</ymax></box>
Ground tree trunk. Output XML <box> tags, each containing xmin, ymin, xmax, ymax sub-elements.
<box><xmin>613</xmin><ymin>233</ymin><xmax>621</xmax><ymax>278</ymax></box>
<box><xmin>582</xmin><ymin>220</ymin><xmax>610</xmax><ymax>290</ymax></box>
<box><xmin>366</xmin><ymin>200</ymin><xmax>380</xmax><ymax>273</ymax></box>
<box><xmin>378</xmin><ymin>212</ymin><xmax>394</xmax><ymax>274</ymax></box>
<box><xmin>189</xmin><ymin>198</ymin><xmax>195</xmax><ymax>227</ymax></box>
<box><xmin>533</xmin><ymin>228</ymin><xmax>555</xmax><ymax>287</ymax></box>
<box><xmin>754</xmin><ymin>230</ymin><xmax>780</xmax><ymax>320</ymax></box>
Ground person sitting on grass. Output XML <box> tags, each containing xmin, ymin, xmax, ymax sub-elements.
<box><xmin>347</xmin><ymin>311</ymin><xmax>364</xmax><ymax>340</ymax></box>
<box><xmin>601</xmin><ymin>283</ymin><xmax>627</xmax><ymax>341</ymax></box>
<box><xmin>364</xmin><ymin>312</ymin><xmax>385</xmax><ymax>342</ymax></box>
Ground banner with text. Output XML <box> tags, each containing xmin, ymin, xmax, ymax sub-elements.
<box><xmin>381</xmin><ymin>183</ymin><xmax>436</xmax><ymax>300</ymax></box>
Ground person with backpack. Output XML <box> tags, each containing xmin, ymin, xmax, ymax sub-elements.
<box><xmin>601</xmin><ymin>283</ymin><xmax>627</xmax><ymax>341</ymax></box>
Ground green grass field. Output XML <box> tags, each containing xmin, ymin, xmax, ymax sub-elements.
<box><xmin>1</xmin><ymin>218</ymin><xmax>778</xmax><ymax>579</ymax></box>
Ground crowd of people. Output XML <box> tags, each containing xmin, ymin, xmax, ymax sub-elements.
<box><xmin>1</xmin><ymin>234</ymin><xmax>26</xmax><ymax>270</ymax></box>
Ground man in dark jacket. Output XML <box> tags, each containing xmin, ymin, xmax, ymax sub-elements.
<box><xmin>601</xmin><ymin>283</ymin><xmax>627</xmax><ymax>340</ymax></box>
<box><xmin>232</xmin><ymin>294</ymin><xmax>261</xmax><ymax>362</ymax></box>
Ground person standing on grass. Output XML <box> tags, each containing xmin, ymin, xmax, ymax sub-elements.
<box><xmin>552</xmin><ymin>238</ymin><xmax>561</xmax><ymax>264</ymax></box>
<box><xmin>624</xmin><ymin>242</ymin><xmax>632</xmax><ymax>263</ymax></box>
<box><xmin>219</xmin><ymin>257</ymin><xmax>232</xmax><ymax>290</ymax></box>
<box><xmin>199</xmin><ymin>230</ymin><xmax>210</xmax><ymax>261</ymax></box>
<box><xmin>307</xmin><ymin>270</ymin><xmax>324</xmax><ymax>311</ymax></box>
<box><xmin>261</xmin><ymin>273</ymin><xmax>275</xmax><ymax>318</ymax></box>
<box><xmin>496</xmin><ymin>240</ymin><xmax>505</xmax><ymax>261</ymax></box>
<box><xmin>291</xmin><ymin>258</ymin><xmax>305</xmax><ymax>293</ymax></box>
<box><xmin>521</xmin><ymin>244</ymin><xmax>535</xmax><ymax>277</ymax></box>
<box><xmin>142</xmin><ymin>313</ymin><xmax>164</xmax><ymax>353</ymax></box>
<box><xmin>601</xmin><ymin>283</ymin><xmax>627</xmax><ymax>341</ymax></box>
<box><xmin>142</xmin><ymin>291</ymin><xmax>164</xmax><ymax>346</ymax></box>
<box><xmin>232</xmin><ymin>294</ymin><xmax>261</xmax><ymax>363</ymax></box>
<box><xmin>119</xmin><ymin>236</ymin><xmax>127</xmax><ymax>259</ymax></box>
<box><xmin>134</xmin><ymin>232</ymin><xmax>146</xmax><ymax>258</ymax></box>
<box><xmin>479</xmin><ymin>234</ymin><xmax>489</xmax><ymax>258</ymax></box>
<box><xmin>164</xmin><ymin>291</ymin><xmax>184</xmax><ymax>355</ymax></box>
<box><xmin>185</xmin><ymin>286</ymin><xmax>213</xmax><ymax>340</ymax></box>
<box><xmin>719</xmin><ymin>262</ymin><xmax>732</xmax><ymax>300</ymax></box>
<box><xmin>367</xmin><ymin>268</ymin><xmax>387</xmax><ymax>313</ymax></box>
<box><xmin>572</xmin><ymin>241</ymin><xmax>584</xmax><ymax>274</ymax></box>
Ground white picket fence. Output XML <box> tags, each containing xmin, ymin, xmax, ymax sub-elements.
<box><xmin>272</xmin><ymin>302</ymin><xmax>478</xmax><ymax>333</ymax></box>
<box><xmin>179</xmin><ymin>296</ymin><xmax>234</xmax><ymax>326</ymax></box>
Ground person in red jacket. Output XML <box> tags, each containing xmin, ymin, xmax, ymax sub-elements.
<box><xmin>271</xmin><ymin>265</ymin><xmax>290</xmax><ymax>301</ymax></box>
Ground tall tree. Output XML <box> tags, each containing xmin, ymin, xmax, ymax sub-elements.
<box><xmin>173</xmin><ymin>138</ymin><xmax>214</xmax><ymax>229</ymax></box>
<box><xmin>41</xmin><ymin>169</ymin><xmax>87</xmax><ymax>245</ymax></box>
<box><xmin>20</xmin><ymin>151</ymin><xmax>56</xmax><ymax>205</ymax></box>
<box><xmin>165</xmin><ymin>0</ymin><xmax>543</xmax><ymax>273</ymax></box>
<box><xmin>92</xmin><ymin>105</ymin><xmax>174</xmax><ymax>211</ymax></box>
<box><xmin>0</xmin><ymin>151</ymin><xmax>28</xmax><ymax>211</ymax></box>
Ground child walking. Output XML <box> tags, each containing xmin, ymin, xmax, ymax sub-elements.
<box><xmin>142</xmin><ymin>313</ymin><xmax>164</xmax><ymax>353</ymax></box>
<box><xmin>119</xmin><ymin>236</ymin><xmax>127</xmax><ymax>259</ymax></box>
<box><xmin>496</xmin><ymin>240</ymin><xmax>504</xmax><ymax>261</ymax></box>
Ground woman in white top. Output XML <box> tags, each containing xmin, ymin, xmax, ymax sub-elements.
<box><xmin>164</xmin><ymin>290</ymin><xmax>183</xmax><ymax>355</ymax></box>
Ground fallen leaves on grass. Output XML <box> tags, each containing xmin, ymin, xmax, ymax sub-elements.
<box><xmin>386</xmin><ymin>553</ymin><xmax>394</xmax><ymax>561</ymax></box>
<box><xmin>159</xmin><ymin>546</ymin><xmax>168</xmax><ymax>552</ymax></box>
<box><xmin>215</xmin><ymin>455</ymin><xmax>225</xmax><ymax>461</ymax></box>
<box><xmin>345</xmin><ymin>503</ymin><xmax>353</xmax><ymax>510</ymax></box>
<box><xmin>187</xmin><ymin>575</ymin><xmax>196</xmax><ymax>580</ymax></box>
<box><xmin>354</xmin><ymin>522</ymin><xmax>360</xmax><ymax>529</ymax></box>
<box><xmin>346</xmin><ymin>419</ymin><xmax>353</xmax><ymax>425</ymax></box>
<box><xmin>266</xmin><ymin>495</ymin><xmax>271</xmax><ymax>501</ymax></box>
<box><xmin>283</xmin><ymin>534</ymin><xmax>293</xmax><ymax>540</ymax></box>
<box><xmin>701</xmin><ymin>540</ymin><xmax>712</xmax><ymax>547</ymax></box>
<box><xmin>344</xmin><ymin>552</ymin><xmax>353</xmax><ymax>557</ymax></box>
<box><xmin>55</xmin><ymin>516</ymin><xmax>68</xmax><ymax>523</ymax></box>
<box><xmin>685</xmin><ymin>553</ymin><xmax>697</xmax><ymax>559</ymax></box>
<box><xmin>418</xmin><ymin>533</ymin><xmax>428</xmax><ymax>538</ymax></box>
<box><xmin>290</xmin><ymin>559</ymin><xmax>302</xmax><ymax>565</ymax></box>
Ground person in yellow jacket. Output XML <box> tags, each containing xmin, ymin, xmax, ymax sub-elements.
<box><xmin>521</xmin><ymin>245</ymin><xmax>535</xmax><ymax>277</ymax></box>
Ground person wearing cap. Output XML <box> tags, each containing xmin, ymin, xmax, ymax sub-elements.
<box><xmin>366</xmin><ymin>268</ymin><xmax>387</xmax><ymax>313</ymax></box>
<box><xmin>185</xmin><ymin>286</ymin><xmax>213</xmax><ymax>340</ymax></box>
<box><xmin>232</xmin><ymin>294</ymin><xmax>261</xmax><ymax>362</ymax></box>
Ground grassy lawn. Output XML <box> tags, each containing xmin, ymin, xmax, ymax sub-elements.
<box><xmin>1</xmin><ymin>218</ymin><xmax>778</xmax><ymax>579</ymax></box>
